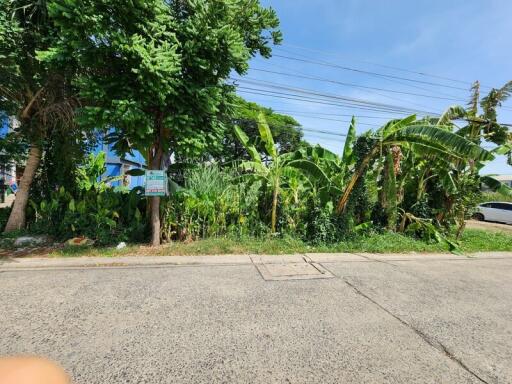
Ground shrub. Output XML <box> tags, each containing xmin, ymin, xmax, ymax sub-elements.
<box><xmin>162</xmin><ymin>164</ymin><xmax>267</xmax><ymax>241</ymax></box>
<box><xmin>0</xmin><ymin>206</ymin><xmax>11</xmax><ymax>232</ymax></box>
<box><xmin>27</xmin><ymin>152</ymin><xmax>148</xmax><ymax>245</ymax></box>
<box><xmin>28</xmin><ymin>186</ymin><xmax>147</xmax><ymax>245</ymax></box>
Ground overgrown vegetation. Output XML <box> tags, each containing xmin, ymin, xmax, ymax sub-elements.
<box><xmin>27</xmin><ymin>153</ymin><xmax>147</xmax><ymax>245</ymax></box>
<box><xmin>44</xmin><ymin>229</ymin><xmax>512</xmax><ymax>258</ymax></box>
<box><xmin>1</xmin><ymin>0</ymin><xmax>511</xmax><ymax>255</ymax></box>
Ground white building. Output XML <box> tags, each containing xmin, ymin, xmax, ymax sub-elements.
<box><xmin>493</xmin><ymin>175</ymin><xmax>512</xmax><ymax>188</ymax></box>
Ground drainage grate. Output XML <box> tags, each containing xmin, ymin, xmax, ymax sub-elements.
<box><xmin>252</xmin><ymin>256</ymin><xmax>335</xmax><ymax>281</ymax></box>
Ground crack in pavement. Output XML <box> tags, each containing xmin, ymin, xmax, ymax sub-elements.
<box><xmin>344</xmin><ymin>277</ymin><xmax>490</xmax><ymax>384</ymax></box>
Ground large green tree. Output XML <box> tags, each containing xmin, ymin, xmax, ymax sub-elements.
<box><xmin>45</xmin><ymin>0</ymin><xmax>282</xmax><ymax>245</ymax></box>
<box><xmin>0</xmin><ymin>0</ymin><xmax>80</xmax><ymax>232</ymax></box>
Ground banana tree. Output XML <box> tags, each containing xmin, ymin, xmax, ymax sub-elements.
<box><xmin>290</xmin><ymin>116</ymin><xmax>358</xmax><ymax>204</ymax></box>
<box><xmin>433</xmin><ymin>102</ymin><xmax>512</xmax><ymax>199</ymax></box>
<box><xmin>234</xmin><ymin>113</ymin><xmax>328</xmax><ymax>233</ymax></box>
<box><xmin>458</xmin><ymin>80</ymin><xmax>512</xmax><ymax>147</ymax></box>
<box><xmin>415</xmin><ymin>102</ymin><xmax>511</xmax><ymax>234</ymax></box>
<box><xmin>337</xmin><ymin>115</ymin><xmax>494</xmax><ymax>220</ymax></box>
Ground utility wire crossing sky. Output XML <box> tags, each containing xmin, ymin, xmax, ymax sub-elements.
<box><xmin>235</xmin><ymin>0</ymin><xmax>512</xmax><ymax>174</ymax></box>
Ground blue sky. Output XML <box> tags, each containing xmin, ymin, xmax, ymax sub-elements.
<box><xmin>235</xmin><ymin>0</ymin><xmax>512</xmax><ymax>174</ymax></box>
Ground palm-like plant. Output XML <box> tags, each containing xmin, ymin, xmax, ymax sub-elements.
<box><xmin>336</xmin><ymin>115</ymin><xmax>494</xmax><ymax>217</ymax></box>
<box><xmin>1</xmin><ymin>0</ymin><xmax>80</xmax><ymax>232</ymax></box>
<box><xmin>234</xmin><ymin>113</ymin><xmax>328</xmax><ymax>233</ymax></box>
<box><xmin>461</xmin><ymin>80</ymin><xmax>512</xmax><ymax>147</ymax></box>
<box><xmin>292</xmin><ymin>116</ymin><xmax>358</xmax><ymax>198</ymax></box>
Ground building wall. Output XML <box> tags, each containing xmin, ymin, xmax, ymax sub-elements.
<box><xmin>93</xmin><ymin>140</ymin><xmax>146</xmax><ymax>189</ymax></box>
<box><xmin>0</xmin><ymin>115</ymin><xmax>17</xmax><ymax>202</ymax></box>
<box><xmin>0</xmin><ymin>115</ymin><xmax>16</xmax><ymax>182</ymax></box>
<box><xmin>0</xmin><ymin>114</ymin><xmax>8</xmax><ymax>137</ymax></box>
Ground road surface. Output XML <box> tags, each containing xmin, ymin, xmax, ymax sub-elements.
<box><xmin>1</xmin><ymin>252</ymin><xmax>512</xmax><ymax>383</ymax></box>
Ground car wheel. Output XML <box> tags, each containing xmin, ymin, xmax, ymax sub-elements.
<box><xmin>472</xmin><ymin>213</ymin><xmax>484</xmax><ymax>221</ymax></box>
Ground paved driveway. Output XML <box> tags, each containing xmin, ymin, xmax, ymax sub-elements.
<box><xmin>1</xmin><ymin>252</ymin><xmax>511</xmax><ymax>383</ymax></box>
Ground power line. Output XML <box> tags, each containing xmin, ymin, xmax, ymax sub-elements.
<box><xmin>272</xmin><ymin>53</ymin><xmax>472</xmax><ymax>92</ymax></box>
<box><xmin>235</xmin><ymin>79</ymin><xmax>426</xmax><ymax>113</ymax></box>
<box><xmin>302</xmin><ymin>117</ymin><xmax>378</xmax><ymax>127</ymax></box>
<box><xmin>256</xmin><ymin>47</ymin><xmax>512</xmax><ymax>111</ymax></box>
<box><xmin>238</xmin><ymin>88</ymin><xmax>417</xmax><ymax>114</ymax></box>
<box><xmin>278</xmin><ymin>46</ymin><xmax>511</xmax><ymax>111</ymax></box>
<box><xmin>232</xmin><ymin>78</ymin><xmax>440</xmax><ymax>115</ymax></box>
<box><xmin>272</xmin><ymin>110</ymin><xmax>402</xmax><ymax>119</ymax></box>
<box><xmin>237</xmin><ymin>89</ymin><xmax>435</xmax><ymax>115</ymax></box>
<box><xmin>249</xmin><ymin>61</ymin><xmax>440</xmax><ymax>110</ymax></box>
<box><xmin>250</xmin><ymin>67</ymin><xmax>464</xmax><ymax>102</ymax></box>
<box><xmin>279</xmin><ymin>44</ymin><xmax>497</xmax><ymax>90</ymax></box>
<box><xmin>241</xmin><ymin>88</ymin><xmax>512</xmax><ymax>125</ymax></box>
<box><xmin>253</xmin><ymin>55</ymin><xmax>465</xmax><ymax>100</ymax></box>
<box><xmin>277</xmin><ymin>113</ymin><xmax>384</xmax><ymax>126</ymax></box>
<box><xmin>301</xmin><ymin>128</ymin><xmax>348</xmax><ymax>137</ymax></box>
<box><xmin>234</xmin><ymin>79</ymin><xmax>512</xmax><ymax>125</ymax></box>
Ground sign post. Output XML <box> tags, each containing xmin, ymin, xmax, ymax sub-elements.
<box><xmin>144</xmin><ymin>170</ymin><xmax>168</xmax><ymax>197</ymax></box>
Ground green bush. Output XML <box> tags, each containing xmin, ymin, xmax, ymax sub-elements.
<box><xmin>162</xmin><ymin>164</ymin><xmax>267</xmax><ymax>241</ymax></box>
<box><xmin>28</xmin><ymin>186</ymin><xmax>147</xmax><ymax>245</ymax></box>
<box><xmin>0</xmin><ymin>206</ymin><xmax>11</xmax><ymax>232</ymax></box>
<box><xmin>27</xmin><ymin>152</ymin><xmax>148</xmax><ymax>245</ymax></box>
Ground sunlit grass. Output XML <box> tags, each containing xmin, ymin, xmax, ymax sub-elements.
<box><xmin>44</xmin><ymin>229</ymin><xmax>512</xmax><ymax>258</ymax></box>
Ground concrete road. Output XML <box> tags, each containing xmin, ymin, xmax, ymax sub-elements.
<box><xmin>1</xmin><ymin>252</ymin><xmax>512</xmax><ymax>383</ymax></box>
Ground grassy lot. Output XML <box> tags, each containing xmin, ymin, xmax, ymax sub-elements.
<box><xmin>36</xmin><ymin>228</ymin><xmax>512</xmax><ymax>258</ymax></box>
<box><xmin>478</xmin><ymin>192</ymin><xmax>512</xmax><ymax>203</ymax></box>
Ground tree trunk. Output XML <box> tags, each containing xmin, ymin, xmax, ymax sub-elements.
<box><xmin>337</xmin><ymin>146</ymin><xmax>380</xmax><ymax>214</ymax></box>
<box><xmin>148</xmin><ymin>151</ymin><xmax>162</xmax><ymax>246</ymax></box>
<box><xmin>148</xmin><ymin>124</ymin><xmax>164</xmax><ymax>247</ymax></box>
<box><xmin>149</xmin><ymin>195</ymin><xmax>161</xmax><ymax>246</ymax></box>
<box><xmin>4</xmin><ymin>145</ymin><xmax>42</xmax><ymax>232</ymax></box>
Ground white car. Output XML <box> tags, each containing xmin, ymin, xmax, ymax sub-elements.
<box><xmin>474</xmin><ymin>202</ymin><xmax>512</xmax><ymax>224</ymax></box>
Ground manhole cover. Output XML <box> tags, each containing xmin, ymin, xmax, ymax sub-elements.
<box><xmin>252</xmin><ymin>257</ymin><xmax>335</xmax><ymax>281</ymax></box>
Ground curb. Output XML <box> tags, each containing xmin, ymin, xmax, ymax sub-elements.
<box><xmin>1</xmin><ymin>252</ymin><xmax>512</xmax><ymax>271</ymax></box>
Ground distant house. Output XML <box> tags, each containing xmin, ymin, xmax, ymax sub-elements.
<box><xmin>1</xmin><ymin>115</ymin><xmax>145</xmax><ymax>194</ymax></box>
<box><xmin>481</xmin><ymin>175</ymin><xmax>512</xmax><ymax>192</ymax></box>
<box><xmin>0</xmin><ymin>115</ymin><xmax>16</xmax><ymax>191</ymax></box>
<box><xmin>493</xmin><ymin>175</ymin><xmax>512</xmax><ymax>188</ymax></box>
<box><xmin>0</xmin><ymin>116</ymin><xmax>16</xmax><ymax>204</ymax></box>
<box><xmin>93</xmin><ymin>139</ymin><xmax>146</xmax><ymax>189</ymax></box>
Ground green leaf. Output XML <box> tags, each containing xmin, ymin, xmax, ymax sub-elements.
<box><xmin>257</xmin><ymin>112</ymin><xmax>277</xmax><ymax>158</ymax></box>
<box><xmin>239</xmin><ymin>161</ymin><xmax>269</xmax><ymax>176</ymax></box>
<box><xmin>492</xmin><ymin>143</ymin><xmax>512</xmax><ymax>156</ymax></box>
<box><xmin>437</xmin><ymin>105</ymin><xmax>466</xmax><ymax>126</ymax></box>
<box><xmin>169</xmin><ymin>178</ymin><xmax>183</xmax><ymax>194</ymax></box>
<box><xmin>389</xmin><ymin>125</ymin><xmax>494</xmax><ymax>162</ymax></box>
<box><xmin>233</xmin><ymin>125</ymin><xmax>262</xmax><ymax>163</ymax></box>
<box><xmin>342</xmin><ymin>116</ymin><xmax>357</xmax><ymax>165</ymax></box>
<box><xmin>380</xmin><ymin>115</ymin><xmax>417</xmax><ymax>137</ymax></box>
<box><xmin>481</xmin><ymin>176</ymin><xmax>512</xmax><ymax>197</ymax></box>
<box><xmin>286</xmin><ymin>159</ymin><xmax>330</xmax><ymax>184</ymax></box>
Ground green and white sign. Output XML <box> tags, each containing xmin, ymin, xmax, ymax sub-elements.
<box><xmin>144</xmin><ymin>170</ymin><xmax>168</xmax><ymax>196</ymax></box>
